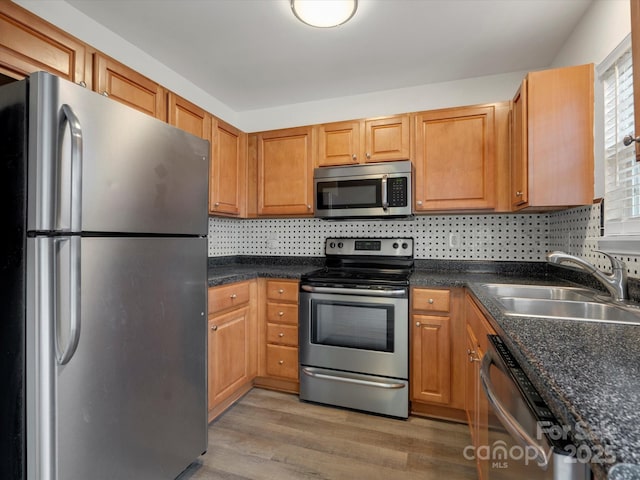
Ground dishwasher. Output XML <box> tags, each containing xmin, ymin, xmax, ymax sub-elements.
<box><xmin>479</xmin><ymin>335</ymin><xmax>592</xmax><ymax>480</ymax></box>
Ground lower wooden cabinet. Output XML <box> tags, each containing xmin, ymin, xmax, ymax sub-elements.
<box><xmin>464</xmin><ymin>291</ymin><xmax>496</xmax><ymax>480</ymax></box>
<box><xmin>410</xmin><ymin>287</ymin><xmax>466</xmax><ymax>421</ymax></box>
<box><xmin>207</xmin><ymin>280</ymin><xmax>257</xmax><ymax>422</ymax></box>
<box><xmin>255</xmin><ymin>278</ymin><xmax>300</xmax><ymax>393</ymax></box>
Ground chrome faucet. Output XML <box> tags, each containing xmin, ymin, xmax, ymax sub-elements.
<box><xmin>546</xmin><ymin>251</ymin><xmax>628</xmax><ymax>301</ymax></box>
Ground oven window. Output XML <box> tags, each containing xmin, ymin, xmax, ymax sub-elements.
<box><xmin>311</xmin><ymin>300</ymin><xmax>393</xmax><ymax>352</ymax></box>
<box><xmin>316</xmin><ymin>179</ymin><xmax>381</xmax><ymax>209</ymax></box>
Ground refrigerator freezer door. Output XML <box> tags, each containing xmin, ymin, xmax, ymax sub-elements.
<box><xmin>27</xmin><ymin>236</ymin><xmax>208</xmax><ymax>480</ymax></box>
<box><xmin>27</xmin><ymin>72</ymin><xmax>209</xmax><ymax>235</ymax></box>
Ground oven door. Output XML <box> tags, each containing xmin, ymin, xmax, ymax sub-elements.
<box><xmin>299</xmin><ymin>288</ymin><xmax>408</xmax><ymax>379</ymax></box>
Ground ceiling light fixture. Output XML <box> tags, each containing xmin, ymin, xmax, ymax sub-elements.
<box><xmin>291</xmin><ymin>0</ymin><xmax>358</xmax><ymax>28</ymax></box>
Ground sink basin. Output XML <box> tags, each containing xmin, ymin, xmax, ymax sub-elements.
<box><xmin>496</xmin><ymin>297</ymin><xmax>640</xmax><ymax>325</ymax></box>
<box><xmin>481</xmin><ymin>283</ymin><xmax>597</xmax><ymax>301</ymax></box>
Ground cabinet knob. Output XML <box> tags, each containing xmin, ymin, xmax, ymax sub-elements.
<box><xmin>211</xmin><ymin>325</ymin><xmax>218</xmax><ymax>331</ymax></box>
<box><xmin>278</xmin><ymin>311</ymin><xmax>284</xmax><ymax>316</ymax></box>
<box><xmin>278</xmin><ymin>360</ymin><xmax>284</xmax><ymax>365</ymax></box>
<box><xmin>230</xmin><ymin>293</ymin><xmax>237</xmax><ymax>299</ymax></box>
<box><xmin>366</xmin><ymin>152</ymin><xmax>371</xmax><ymax>159</ymax></box>
<box><xmin>416</xmin><ymin>200</ymin><xmax>423</xmax><ymax>206</ymax></box>
<box><xmin>278</xmin><ymin>289</ymin><xmax>284</xmax><ymax>294</ymax></box>
<box><xmin>516</xmin><ymin>191</ymin><xmax>523</xmax><ymax>196</ymax></box>
<box><xmin>307</xmin><ymin>204</ymin><xmax>312</xmax><ymax>210</ymax></box>
<box><xmin>623</xmin><ymin>134</ymin><xmax>640</xmax><ymax>146</ymax></box>
<box><xmin>278</xmin><ymin>332</ymin><xmax>285</xmax><ymax>337</ymax></box>
<box><xmin>101</xmin><ymin>91</ymin><xmax>109</xmax><ymax>97</ymax></box>
<box><xmin>78</xmin><ymin>81</ymin><xmax>87</xmax><ymax>88</ymax></box>
<box><xmin>415</xmin><ymin>321</ymin><xmax>421</xmax><ymax>327</ymax></box>
<box><xmin>428</xmin><ymin>298</ymin><xmax>434</xmax><ymax>304</ymax></box>
<box><xmin>352</xmin><ymin>154</ymin><xmax>357</xmax><ymax>160</ymax></box>
<box><xmin>215</xmin><ymin>202</ymin><xmax>220</xmax><ymax>207</ymax></box>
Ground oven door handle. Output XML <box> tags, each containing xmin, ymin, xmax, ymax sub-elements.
<box><xmin>302</xmin><ymin>367</ymin><xmax>406</xmax><ymax>390</ymax></box>
<box><xmin>300</xmin><ymin>284</ymin><xmax>407</xmax><ymax>297</ymax></box>
<box><xmin>479</xmin><ymin>351</ymin><xmax>550</xmax><ymax>468</ymax></box>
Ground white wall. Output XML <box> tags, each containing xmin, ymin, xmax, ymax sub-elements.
<box><xmin>237</xmin><ymin>70</ymin><xmax>526</xmax><ymax>132</ymax></box>
<box><xmin>550</xmin><ymin>0</ymin><xmax>631</xmax><ymax>200</ymax></box>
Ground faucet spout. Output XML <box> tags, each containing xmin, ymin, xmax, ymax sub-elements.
<box><xmin>546</xmin><ymin>251</ymin><xmax>628</xmax><ymax>301</ymax></box>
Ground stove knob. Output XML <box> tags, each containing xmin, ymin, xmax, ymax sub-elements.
<box><xmin>402</xmin><ymin>242</ymin><xmax>408</xmax><ymax>249</ymax></box>
<box><xmin>393</xmin><ymin>242</ymin><xmax>399</xmax><ymax>249</ymax></box>
<box><xmin>337</xmin><ymin>242</ymin><xmax>343</xmax><ymax>248</ymax></box>
<box><xmin>329</xmin><ymin>242</ymin><xmax>335</xmax><ymax>248</ymax></box>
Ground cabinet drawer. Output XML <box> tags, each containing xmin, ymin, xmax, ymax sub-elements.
<box><xmin>266</xmin><ymin>323</ymin><xmax>298</xmax><ymax>347</ymax></box>
<box><xmin>266</xmin><ymin>303</ymin><xmax>298</xmax><ymax>325</ymax></box>
<box><xmin>266</xmin><ymin>280</ymin><xmax>298</xmax><ymax>303</ymax></box>
<box><xmin>412</xmin><ymin>288</ymin><xmax>450</xmax><ymax>313</ymax></box>
<box><xmin>208</xmin><ymin>281</ymin><xmax>250</xmax><ymax>315</ymax></box>
<box><xmin>266</xmin><ymin>345</ymin><xmax>298</xmax><ymax>380</ymax></box>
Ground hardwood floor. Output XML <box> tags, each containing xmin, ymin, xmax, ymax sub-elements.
<box><xmin>177</xmin><ymin>388</ymin><xmax>477</xmax><ymax>480</ymax></box>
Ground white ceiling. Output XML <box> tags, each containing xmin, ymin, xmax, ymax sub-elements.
<box><xmin>65</xmin><ymin>0</ymin><xmax>593</xmax><ymax>112</ymax></box>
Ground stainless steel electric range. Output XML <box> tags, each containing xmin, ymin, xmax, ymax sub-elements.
<box><xmin>298</xmin><ymin>237</ymin><xmax>413</xmax><ymax>418</ymax></box>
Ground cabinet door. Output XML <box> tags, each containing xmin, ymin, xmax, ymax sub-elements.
<box><xmin>257</xmin><ymin>126</ymin><xmax>314</xmax><ymax>216</ymax></box>
<box><xmin>411</xmin><ymin>315</ymin><xmax>451</xmax><ymax>405</ymax></box>
<box><xmin>208</xmin><ymin>306</ymin><xmax>251</xmax><ymax>410</ymax></box>
<box><xmin>525</xmin><ymin>64</ymin><xmax>594</xmax><ymax>208</ymax></box>
<box><xmin>210</xmin><ymin>118</ymin><xmax>247</xmax><ymax>216</ymax></box>
<box><xmin>0</xmin><ymin>2</ymin><xmax>87</xmax><ymax>83</ymax></box>
<box><xmin>414</xmin><ymin>105</ymin><xmax>496</xmax><ymax>211</ymax></box>
<box><xmin>94</xmin><ymin>53</ymin><xmax>166</xmax><ymax>119</ymax></box>
<box><xmin>511</xmin><ymin>80</ymin><xmax>528</xmax><ymax>208</ymax></box>
<box><xmin>364</xmin><ymin>115</ymin><xmax>410</xmax><ymax>162</ymax></box>
<box><xmin>167</xmin><ymin>92</ymin><xmax>211</xmax><ymax>140</ymax></box>
<box><xmin>317</xmin><ymin>120</ymin><xmax>361</xmax><ymax>166</ymax></box>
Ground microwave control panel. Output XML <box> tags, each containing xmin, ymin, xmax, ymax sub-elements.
<box><xmin>388</xmin><ymin>177</ymin><xmax>408</xmax><ymax>207</ymax></box>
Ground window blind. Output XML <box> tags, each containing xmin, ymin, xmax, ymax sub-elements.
<box><xmin>603</xmin><ymin>45</ymin><xmax>639</xmax><ymax>235</ymax></box>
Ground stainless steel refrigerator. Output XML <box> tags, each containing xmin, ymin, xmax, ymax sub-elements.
<box><xmin>0</xmin><ymin>72</ymin><xmax>209</xmax><ymax>480</ymax></box>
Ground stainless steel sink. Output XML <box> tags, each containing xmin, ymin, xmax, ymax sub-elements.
<box><xmin>496</xmin><ymin>297</ymin><xmax>640</xmax><ymax>325</ymax></box>
<box><xmin>481</xmin><ymin>283</ymin><xmax>596</xmax><ymax>301</ymax></box>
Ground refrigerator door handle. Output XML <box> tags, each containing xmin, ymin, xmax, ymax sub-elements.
<box><xmin>61</xmin><ymin>104</ymin><xmax>83</xmax><ymax>232</ymax></box>
<box><xmin>55</xmin><ymin>236</ymin><xmax>82</xmax><ymax>365</ymax></box>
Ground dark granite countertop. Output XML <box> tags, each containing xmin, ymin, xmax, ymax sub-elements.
<box><xmin>207</xmin><ymin>257</ymin><xmax>640</xmax><ymax>480</ymax></box>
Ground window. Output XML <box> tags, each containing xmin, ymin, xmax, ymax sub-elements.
<box><xmin>599</xmin><ymin>35</ymin><xmax>640</xmax><ymax>253</ymax></box>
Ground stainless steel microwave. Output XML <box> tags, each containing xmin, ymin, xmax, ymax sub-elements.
<box><xmin>314</xmin><ymin>160</ymin><xmax>413</xmax><ymax>219</ymax></box>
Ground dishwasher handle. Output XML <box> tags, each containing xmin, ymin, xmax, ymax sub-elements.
<box><xmin>479</xmin><ymin>351</ymin><xmax>550</xmax><ymax>468</ymax></box>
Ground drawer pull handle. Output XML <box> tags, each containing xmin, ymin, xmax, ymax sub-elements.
<box><xmin>428</xmin><ymin>298</ymin><xmax>434</xmax><ymax>304</ymax></box>
<box><xmin>278</xmin><ymin>311</ymin><xmax>284</xmax><ymax>316</ymax></box>
<box><xmin>278</xmin><ymin>360</ymin><xmax>284</xmax><ymax>365</ymax></box>
<box><xmin>230</xmin><ymin>293</ymin><xmax>237</xmax><ymax>299</ymax></box>
<box><xmin>278</xmin><ymin>288</ymin><xmax>284</xmax><ymax>294</ymax></box>
<box><xmin>278</xmin><ymin>332</ymin><xmax>285</xmax><ymax>337</ymax></box>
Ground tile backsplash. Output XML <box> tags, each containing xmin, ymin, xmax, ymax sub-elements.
<box><xmin>208</xmin><ymin>204</ymin><xmax>640</xmax><ymax>278</ymax></box>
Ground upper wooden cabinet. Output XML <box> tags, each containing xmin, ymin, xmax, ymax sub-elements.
<box><xmin>316</xmin><ymin>115</ymin><xmax>410</xmax><ymax>167</ymax></box>
<box><xmin>94</xmin><ymin>53</ymin><xmax>166</xmax><ymax>120</ymax></box>
<box><xmin>0</xmin><ymin>2</ymin><xmax>87</xmax><ymax>84</ymax></box>
<box><xmin>167</xmin><ymin>92</ymin><xmax>212</xmax><ymax>139</ymax></box>
<box><xmin>256</xmin><ymin>126</ymin><xmax>314</xmax><ymax>216</ymax></box>
<box><xmin>511</xmin><ymin>64</ymin><xmax>594</xmax><ymax>210</ymax></box>
<box><xmin>413</xmin><ymin>104</ymin><xmax>496</xmax><ymax>212</ymax></box>
<box><xmin>210</xmin><ymin>117</ymin><xmax>247</xmax><ymax>217</ymax></box>
<box><xmin>631</xmin><ymin>0</ymin><xmax>640</xmax><ymax>161</ymax></box>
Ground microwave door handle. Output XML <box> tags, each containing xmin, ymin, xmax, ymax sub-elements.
<box><xmin>381</xmin><ymin>174</ymin><xmax>389</xmax><ymax>210</ymax></box>
<box><xmin>479</xmin><ymin>351</ymin><xmax>550</xmax><ymax>468</ymax></box>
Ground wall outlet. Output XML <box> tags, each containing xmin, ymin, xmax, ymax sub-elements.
<box><xmin>449</xmin><ymin>232</ymin><xmax>461</xmax><ymax>248</ymax></box>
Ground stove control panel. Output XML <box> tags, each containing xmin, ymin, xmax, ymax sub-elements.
<box><xmin>325</xmin><ymin>238</ymin><xmax>413</xmax><ymax>257</ymax></box>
